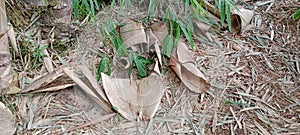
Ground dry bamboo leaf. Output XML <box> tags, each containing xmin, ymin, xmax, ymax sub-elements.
<box><xmin>30</xmin><ymin>83</ymin><xmax>75</xmax><ymax>93</ymax></box>
<box><xmin>193</xmin><ymin>21</ymin><xmax>211</xmax><ymax>34</ymax></box>
<box><xmin>0</xmin><ymin>101</ymin><xmax>16</xmax><ymax>135</ymax></box>
<box><xmin>76</xmin><ymin>65</ymin><xmax>109</xmax><ymax>103</ymax></box>
<box><xmin>253</xmin><ymin>120</ymin><xmax>271</xmax><ymax>135</ymax></box>
<box><xmin>63</xmin><ymin>113</ymin><xmax>115</xmax><ymax>133</ymax></box>
<box><xmin>40</xmin><ymin>40</ymin><xmax>54</xmax><ymax>72</ymax></box>
<box><xmin>233</xmin><ymin>8</ymin><xmax>254</xmax><ymax>29</ymax></box>
<box><xmin>192</xmin><ymin>10</ymin><xmax>219</xmax><ymax>33</ymax></box>
<box><xmin>0</xmin><ymin>79</ymin><xmax>21</xmax><ymax>94</ymax></box>
<box><xmin>63</xmin><ymin>67</ymin><xmax>112</xmax><ymax>113</ymax></box>
<box><xmin>151</xmin><ymin>22</ymin><xmax>210</xmax><ymax>93</ymax></box>
<box><xmin>153</xmin><ymin>60</ymin><xmax>161</xmax><ymax>75</ymax></box>
<box><xmin>0</xmin><ymin>51</ymin><xmax>11</xmax><ymax>79</ymax></box>
<box><xmin>7</xmin><ymin>23</ymin><xmax>18</xmax><ymax>53</ymax></box>
<box><xmin>229</xmin><ymin>107</ymin><xmax>242</xmax><ymax>129</ymax></box>
<box><xmin>120</xmin><ymin>19</ymin><xmax>147</xmax><ymax>52</ymax></box>
<box><xmin>170</xmin><ymin>40</ymin><xmax>210</xmax><ymax>93</ymax></box>
<box><xmin>151</xmin><ymin>22</ymin><xmax>168</xmax><ymax>42</ymax></box>
<box><xmin>147</xmin><ymin>29</ymin><xmax>162</xmax><ymax>66</ymax></box>
<box><xmin>22</xmin><ymin>66</ymin><xmax>65</xmax><ymax>93</ymax></box>
<box><xmin>101</xmin><ymin>72</ymin><xmax>164</xmax><ymax>121</ymax></box>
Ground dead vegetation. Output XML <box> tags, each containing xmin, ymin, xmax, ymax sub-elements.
<box><xmin>0</xmin><ymin>0</ymin><xmax>299</xmax><ymax>134</ymax></box>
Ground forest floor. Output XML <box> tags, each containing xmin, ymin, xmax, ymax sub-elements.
<box><xmin>2</xmin><ymin>0</ymin><xmax>299</xmax><ymax>134</ymax></box>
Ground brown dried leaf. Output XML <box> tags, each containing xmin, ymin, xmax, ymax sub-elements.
<box><xmin>0</xmin><ymin>79</ymin><xmax>21</xmax><ymax>94</ymax></box>
<box><xmin>170</xmin><ymin>40</ymin><xmax>210</xmax><ymax>93</ymax></box>
<box><xmin>22</xmin><ymin>66</ymin><xmax>65</xmax><ymax>93</ymax></box>
<box><xmin>151</xmin><ymin>22</ymin><xmax>168</xmax><ymax>42</ymax></box>
<box><xmin>120</xmin><ymin>19</ymin><xmax>147</xmax><ymax>52</ymax></box>
<box><xmin>63</xmin><ymin>67</ymin><xmax>112</xmax><ymax>113</ymax></box>
<box><xmin>7</xmin><ymin>23</ymin><xmax>18</xmax><ymax>53</ymax></box>
<box><xmin>0</xmin><ymin>101</ymin><xmax>16</xmax><ymax>134</ymax></box>
<box><xmin>0</xmin><ymin>51</ymin><xmax>11</xmax><ymax>79</ymax></box>
<box><xmin>147</xmin><ymin>29</ymin><xmax>163</xmax><ymax>66</ymax></box>
<box><xmin>101</xmin><ymin>72</ymin><xmax>164</xmax><ymax>121</ymax></box>
<box><xmin>151</xmin><ymin>22</ymin><xmax>210</xmax><ymax>93</ymax></box>
<box><xmin>39</xmin><ymin>37</ymin><xmax>53</xmax><ymax>73</ymax></box>
<box><xmin>76</xmin><ymin>65</ymin><xmax>109</xmax><ymax>103</ymax></box>
<box><xmin>233</xmin><ymin>8</ymin><xmax>254</xmax><ymax>29</ymax></box>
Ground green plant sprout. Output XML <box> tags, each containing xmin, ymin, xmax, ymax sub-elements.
<box><xmin>31</xmin><ymin>42</ymin><xmax>48</xmax><ymax>69</ymax></box>
<box><xmin>101</xmin><ymin>19</ymin><xmax>128</xmax><ymax>57</ymax></box>
<box><xmin>129</xmin><ymin>51</ymin><xmax>153</xmax><ymax>78</ymax></box>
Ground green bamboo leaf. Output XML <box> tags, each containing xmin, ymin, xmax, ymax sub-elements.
<box><xmin>220</xmin><ymin>0</ymin><xmax>226</xmax><ymax>26</ymax></box>
<box><xmin>147</xmin><ymin>0</ymin><xmax>156</xmax><ymax>19</ymax></box>
<box><xmin>187</xmin><ymin>16</ymin><xmax>194</xmax><ymax>33</ymax></box>
<box><xmin>225</xmin><ymin>1</ymin><xmax>232</xmax><ymax>32</ymax></box>
<box><xmin>294</xmin><ymin>8</ymin><xmax>300</xmax><ymax>20</ymax></box>
<box><xmin>129</xmin><ymin>52</ymin><xmax>149</xmax><ymax>78</ymax></box>
<box><xmin>40</xmin><ymin>45</ymin><xmax>48</xmax><ymax>50</ymax></box>
<box><xmin>94</xmin><ymin>0</ymin><xmax>100</xmax><ymax>10</ymax></box>
<box><xmin>129</xmin><ymin>52</ymin><xmax>134</xmax><ymax>75</ymax></box>
<box><xmin>89</xmin><ymin>0</ymin><xmax>95</xmax><ymax>17</ymax></box>
<box><xmin>97</xmin><ymin>57</ymin><xmax>107</xmax><ymax>81</ymax></box>
<box><xmin>173</xmin><ymin>21</ymin><xmax>181</xmax><ymax>46</ymax></box>
<box><xmin>162</xmin><ymin>35</ymin><xmax>172</xmax><ymax>57</ymax></box>
<box><xmin>82</xmin><ymin>0</ymin><xmax>90</xmax><ymax>11</ymax></box>
<box><xmin>112</xmin><ymin>106</ymin><xmax>119</xmax><ymax>112</ymax></box>
<box><xmin>184</xmin><ymin>0</ymin><xmax>190</xmax><ymax>15</ymax></box>
<box><xmin>106</xmin><ymin>58</ymin><xmax>111</xmax><ymax>76</ymax></box>
<box><xmin>72</xmin><ymin>0</ymin><xmax>79</xmax><ymax>21</ymax></box>
<box><xmin>135</xmin><ymin>59</ymin><xmax>148</xmax><ymax>78</ymax></box>
<box><xmin>178</xmin><ymin>20</ymin><xmax>194</xmax><ymax>49</ymax></box>
<box><xmin>110</xmin><ymin>0</ymin><xmax>116</xmax><ymax>10</ymax></box>
<box><xmin>191</xmin><ymin>0</ymin><xmax>206</xmax><ymax>15</ymax></box>
<box><xmin>113</xmin><ymin>36</ymin><xmax>127</xmax><ymax>56</ymax></box>
<box><xmin>138</xmin><ymin>57</ymin><xmax>152</xmax><ymax>65</ymax></box>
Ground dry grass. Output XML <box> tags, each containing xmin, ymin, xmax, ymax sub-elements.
<box><xmin>2</xmin><ymin>0</ymin><xmax>299</xmax><ymax>134</ymax></box>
